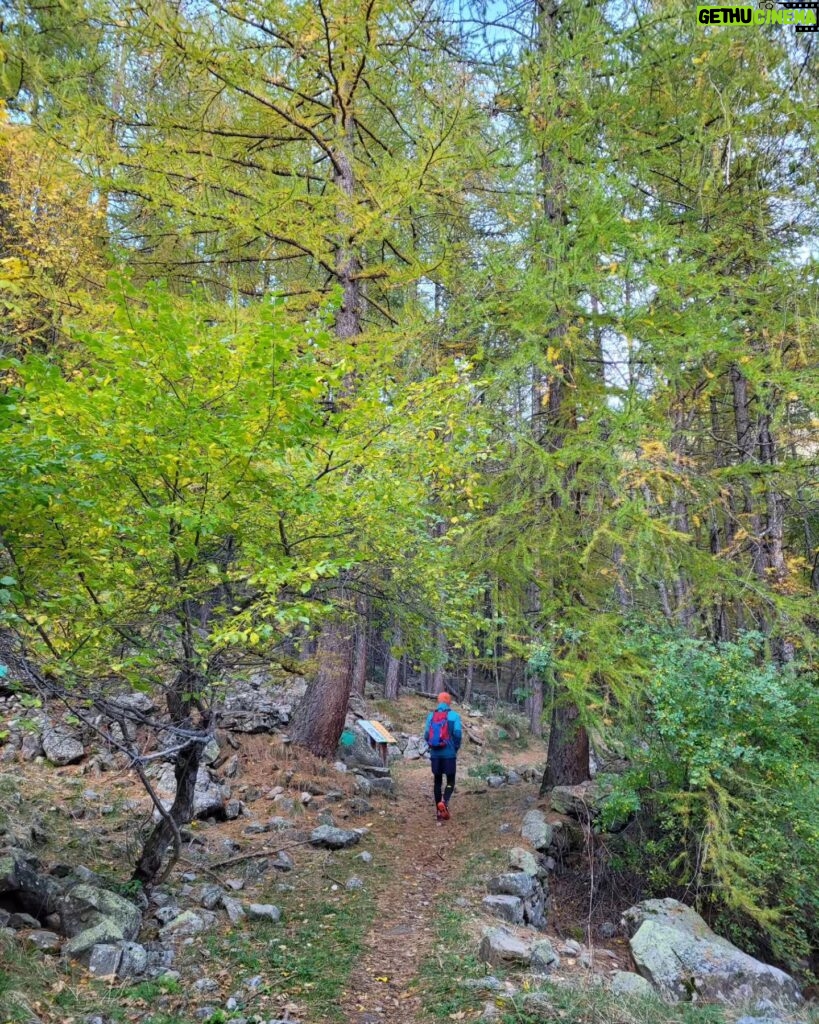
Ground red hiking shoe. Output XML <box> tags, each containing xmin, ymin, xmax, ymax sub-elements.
<box><xmin>437</xmin><ymin>800</ymin><xmax>450</xmax><ymax>820</ymax></box>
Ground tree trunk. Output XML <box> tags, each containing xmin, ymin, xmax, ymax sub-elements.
<box><xmin>384</xmin><ymin>624</ymin><xmax>401</xmax><ymax>700</ymax></box>
<box><xmin>133</xmin><ymin>738</ymin><xmax>203</xmax><ymax>884</ymax></box>
<box><xmin>540</xmin><ymin>697</ymin><xmax>590</xmax><ymax>793</ymax></box>
<box><xmin>528</xmin><ymin>670</ymin><xmax>544</xmax><ymax>737</ymax></box>
<box><xmin>291</xmin><ymin>616</ymin><xmax>355</xmax><ymax>758</ymax></box>
<box><xmin>352</xmin><ymin>596</ymin><xmax>368</xmax><ymax>697</ymax></box>
<box><xmin>463</xmin><ymin>656</ymin><xmax>474</xmax><ymax>703</ymax></box>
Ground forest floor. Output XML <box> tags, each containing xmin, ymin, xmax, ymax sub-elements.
<box><xmin>1</xmin><ymin>695</ymin><xmax>815</xmax><ymax>1024</ymax></box>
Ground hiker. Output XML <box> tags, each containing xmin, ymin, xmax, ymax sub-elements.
<box><xmin>424</xmin><ymin>691</ymin><xmax>463</xmax><ymax>821</ymax></box>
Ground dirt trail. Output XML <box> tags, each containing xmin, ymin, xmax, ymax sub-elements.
<box><xmin>340</xmin><ymin>759</ymin><xmax>465</xmax><ymax>1024</ymax></box>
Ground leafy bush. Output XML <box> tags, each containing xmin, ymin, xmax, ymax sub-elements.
<box><xmin>618</xmin><ymin>630</ymin><xmax>819</xmax><ymax>973</ymax></box>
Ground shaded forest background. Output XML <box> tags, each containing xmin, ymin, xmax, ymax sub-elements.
<box><xmin>0</xmin><ymin>0</ymin><xmax>817</xmax><ymax>976</ymax></box>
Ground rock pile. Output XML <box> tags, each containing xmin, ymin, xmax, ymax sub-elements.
<box><xmin>483</xmin><ymin>847</ymin><xmax>550</xmax><ymax>929</ymax></box>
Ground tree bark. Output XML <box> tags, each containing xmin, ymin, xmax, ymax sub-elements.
<box><xmin>528</xmin><ymin>670</ymin><xmax>544</xmax><ymax>737</ymax></box>
<box><xmin>540</xmin><ymin>698</ymin><xmax>590</xmax><ymax>793</ymax></box>
<box><xmin>352</xmin><ymin>596</ymin><xmax>368</xmax><ymax>697</ymax></box>
<box><xmin>133</xmin><ymin>738</ymin><xmax>203</xmax><ymax>885</ymax></box>
<box><xmin>463</xmin><ymin>655</ymin><xmax>474</xmax><ymax>703</ymax></box>
<box><xmin>384</xmin><ymin>624</ymin><xmax>401</xmax><ymax>700</ymax></box>
<box><xmin>291</xmin><ymin>615</ymin><xmax>355</xmax><ymax>758</ymax></box>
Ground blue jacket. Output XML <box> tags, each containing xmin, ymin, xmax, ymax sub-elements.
<box><xmin>424</xmin><ymin>703</ymin><xmax>462</xmax><ymax>759</ymax></box>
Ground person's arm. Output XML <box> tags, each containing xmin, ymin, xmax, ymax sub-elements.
<box><xmin>424</xmin><ymin>712</ymin><xmax>432</xmax><ymax>744</ymax></box>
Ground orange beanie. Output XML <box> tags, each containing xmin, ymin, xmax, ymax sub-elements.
<box><xmin>437</xmin><ymin>692</ymin><xmax>452</xmax><ymax>704</ymax></box>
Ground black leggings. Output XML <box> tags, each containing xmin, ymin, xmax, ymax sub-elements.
<box><xmin>431</xmin><ymin>756</ymin><xmax>457</xmax><ymax>804</ymax></box>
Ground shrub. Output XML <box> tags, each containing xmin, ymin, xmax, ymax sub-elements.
<box><xmin>618</xmin><ymin>630</ymin><xmax>819</xmax><ymax>973</ymax></box>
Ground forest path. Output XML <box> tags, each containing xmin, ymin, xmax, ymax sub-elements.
<box><xmin>339</xmin><ymin>758</ymin><xmax>467</xmax><ymax>1024</ymax></box>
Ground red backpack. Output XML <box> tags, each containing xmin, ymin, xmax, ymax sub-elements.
<box><xmin>428</xmin><ymin>710</ymin><xmax>451</xmax><ymax>749</ymax></box>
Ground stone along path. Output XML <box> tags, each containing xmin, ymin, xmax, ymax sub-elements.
<box><xmin>340</xmin><ymin>759</ymin><xmax>464</xmax><ymax>1024</ymax></box>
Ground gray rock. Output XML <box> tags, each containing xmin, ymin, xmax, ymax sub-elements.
<box><xmin>479</xmin><ymin>926</ymin><xmax>531</xmax><ymax>967</ymax></box>
<box><xmin>20</xmin><ymin>731</ymin><xmax>44</xmax><ymax>760</ymax></box>
<box><xmin>201</xmin><ymin>738</ymin><xmax>220</xmax><ymax>764</ymax></box>
<box><xmin>550</xmin><ymin>782</ymin><xmax>599</xmax><ymax>819</ymax></box>
<box><xmin>225</xmin><ymin>996</ymin><xmax>240</xmax><ymax>1011</ymax></box>
<box><xmin>154</xmin><ymin>905</ymin><xmax>180</xmax><ymax>924</ymax></box>
<box><xmin>200</xmin><ymin>886</ymin><xmax>225</xmax><ymax>911</ymax></box>
<box><xmin>483</xmin><ymin>895</ymin><xmax>524</xmax><ymax>924</ymax></box>
<box><xmin>521</xmin><ymin>810</ymin><xmax>553</xmax><ymax>851</ymax></box>
<box><xmin>42</xmin><ymin>725</ymin><xmax>84</xmax><ymax>765</ymax></box>
<box><xmin>267</xmin><ymin>816</ymin><xmax>294</xmax><ymax>830</ymax></box>
<box><xmin>310</xmin><ymin>825</ymin><xmax>361</xmax><ymax>849</ymax></box>
<box><xmin>368</xmin><ymin>777</ymin><xmax>395</xmax><ymax>796</ymax></box>
<box><xmin>624</xmin><ymin>899</ymin><xmax>802</xmax><ymax>1008</ymax></box>
<box><xmin>158</xmin><ymin>909</ymin><xmax>215</xmax><ymax>941</ymax></box>
<box><xmin>118</xmin><ymin>942</ymin><xmax>149</xmax><ymax>977</ymax></box>
<box><xmin>358</xmin><ymin>851</ymin><xmax>373</xmax><ymax>864</ymax></box>
<box><xmin>507</xmin><ymin>770</ymin><xmax>522</xmax><ymax>785</ymax></box>
<box><xmin>487</xmin><ymin>873</ymin><xmax>536</xmax><ymax>899</ymax></box>
<box><xmin>272</xmin><ymin>851</ymin><xmax>294</xmax><ymax>872</ymax></box>
<box><xmin>218</xmin><ymin>674</ymin><xmax>306</xmax><ymax>733</ymax></box>
<box><xmin>225</xmin><ymin>878</ymin><xmax>244</xmax><ymax>891</ymax></box>
<box><xmin>345</xmin><ymin>876</ymin><xmax>364</xmax><ymax>890</ymax></box>
<box><xmin>486</xmin><ymin>774</ymin><xmax>506</xmax><ymax>788</ymax></box>
<box><xmin>0</xmin><ymin>849</ymin><xmax>62</xmax><ymax>918</ymax></box>
<box><xmin>87</xmin><ymin>943</ymin><xmax>122</xmax><ymax>978</ymax></box>
<box><xmin>58</xmin><ymin>884</ymin><xmax>141</xmax><ymax>942</ymax></box>
<box><xmin>353</xmin><ymin>776</ymin><xmax>372</xmax><ymax>796</ymax></box>
<box><xmin>247</xmin><ymin>904</ymin><xmax>281</xmax><ymax>923</ymax></box>
<box><xmin>193</xmin><ymin>977</ymin><xmax>219</xmax><ymax>993</ymax></box>
<box><xmin>519</xmin><ymin>992</ymin><xmax>555</xmax><ymax>1015</ymax></box>
<box><xmin>598</xmin><ymin>920</ymin><xmax>618</xmax><ymax>939</ymax></box>
<box><xmin>25</xmin><ymin>929</ymin><xmax>61</xmax><ymax>952</ymax></box>
<box><xmin>151</xmin><ymin>764</ymin><xmax>230</xmax><ymax>820</ymax></box>
<box><xmin>610</xmin><ymin>971</ymin><xmax>654</xmax><ymax>998</ymax></box>
<box><xmin>221</xmin><ymin>895</ymin><xmax>246</xmax><ymax>925</ymax></box>
<box><xmin>736</xmin><ymin>1018</ymin><xmax>805</xmax><ymax>1024</ymax></box>
<box><xmin>9</xmin><ymin>911</ymin><xmax>41</xmax><ymax>929</ymax></box>
<box><xmin>508</xmin><ymin>847</ymin><xmax>539</xmax><ymax>877</ymax></box>
<box><xmin>461</xmin><ymin>977</ymin><xmax>502</xmax><ymax>992</ymax></box>
<box><xmin>402</xmin><ymin>735</ymin><xmax>427</xmax><ymax>760</ymax></box>
<box><xmin>63</xmin><ymin>920</ymin><xmax>128</xmax><ymax>960</ymax></box>
<box><xmin>523</xmin><ymin>890</ymin><xmax>548</xmax><ymax>930</ymax></box>
<box><xmin>481</xmin><ymin>1003</ymin><xmax>501</xmax><ymax>1021</ymax></box>
<box><xmin>531</xmin><ymin>938</ymin><xmax>559</xmax><ymax>973</ymax></box>
<box><xmin>224</xmin><ymin>800</ymin><xmax>243</xmax><ymax>820</ymax></box>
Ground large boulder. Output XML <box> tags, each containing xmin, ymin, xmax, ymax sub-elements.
<box><xmin>42</xmin><ymin>725</ymin><xmax>84</xmax><ymax>766</ymax></box>
<box><xmin>0</xmin><ymin>849</ymin><xmax>62</xmax><ymax>918</ymax></box>
<box><xmin>478</xmin><ymin>926</ymin><xmax>531</xmax><ymax>968</ymax></box>
<box><xmin>58</xmin><ymin>883</ymin><xmax>141</xmax><ymax>942</ymax></box>
<box><xmin>521</xmin><ymin>810</ymin><xmax>553</xmax><ymax>851</ymax></box>
<box><xmin>622</xmin><ymin>899</ymin><xmax>802</xmax><ymax>1009</ymax></box>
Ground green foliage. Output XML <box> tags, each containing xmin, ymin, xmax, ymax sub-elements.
<box><xmin>619</xmin><ymin>630</ymin><xmax>819</xmax><ymax>970</ymax></box>
<box><xmin>0</xmin><ymin>281</ymin><xmax>482</xmax><ymax>697</ymax></box>
<box><xmin>467</xmin><ymin>758</ymin><xmax>506</xmax><ymax>780</ymax></box>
